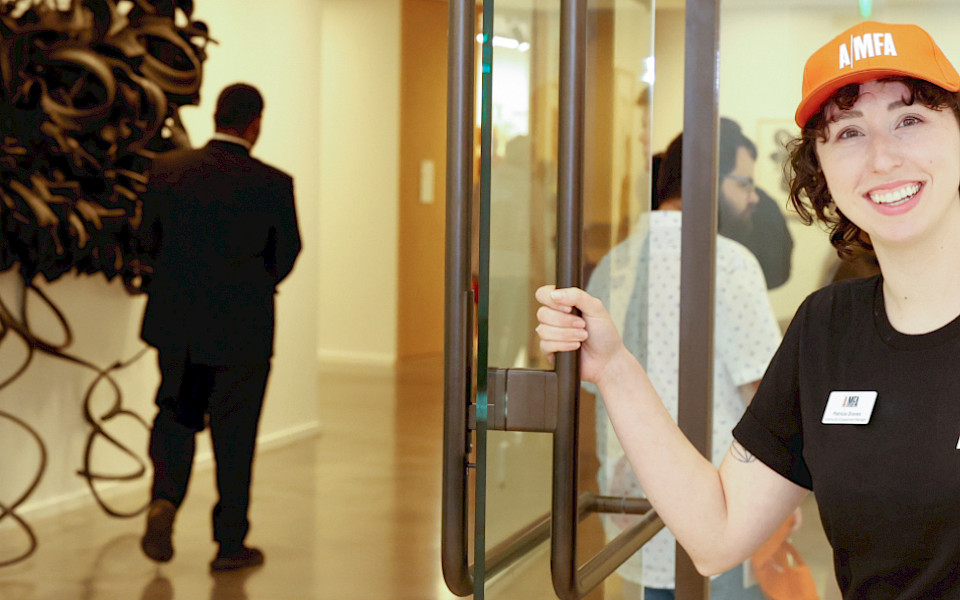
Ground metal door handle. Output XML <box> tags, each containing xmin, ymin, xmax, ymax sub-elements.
<box><xmin>549</xmin><ymin>1</ymin><xmax>668</xmax><ymax>596</ymax></box>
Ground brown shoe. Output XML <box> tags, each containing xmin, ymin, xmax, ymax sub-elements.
<box><xmin>210</xmin><ymin>546</ymin><xmax>265</xmax><ymax>572</ymax></box>
<box><xmin>141</xmin><ymin>499</ymin><xmax>176</xmax><ymax>562</ymax></box>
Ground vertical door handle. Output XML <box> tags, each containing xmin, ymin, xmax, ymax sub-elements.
<box><xmin>440</xmin><ymin>0</ymin><xmax>475</xmax><ymax>594</ymax></box>
<box><xmin>550</xmin><ymin>1</ymin><xmax>666</xmax><ymax>598</ymax></box>
<box><xmin>441</xmin><ymin>1</ymin><xmax>571</xmax><ymax>592</ymax></box>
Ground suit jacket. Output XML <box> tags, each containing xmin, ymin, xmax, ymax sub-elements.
<box><xmin>138</xmin><ymin>140</ymin><xmax>302</xmax><ymax>365</ymax></box>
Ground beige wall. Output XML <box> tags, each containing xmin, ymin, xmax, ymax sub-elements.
<box><xmin>318</xmin><ymin>0</ymin><xmax>401</xmax><ymax>368</ymax></box>
<box><xmin>397</xmin><ymin>0</ymin><xmax>447</xmax><ymax>360</ymax></box>
<box><xmin>651</xmin><ymin>8</ymin><xmax>686</xmax><ymax>155</ymax></box>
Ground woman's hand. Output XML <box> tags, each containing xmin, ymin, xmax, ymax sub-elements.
<box><xmin>534</xmin><ymin>285</ymin><xmax>627</xmax><ymax>384</ymax></box>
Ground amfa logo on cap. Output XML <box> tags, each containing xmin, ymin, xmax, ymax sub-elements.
<box><xmin>838</xmin><ymin>32</ymin><xmax>898</xmax><ymax>69</ymax></box>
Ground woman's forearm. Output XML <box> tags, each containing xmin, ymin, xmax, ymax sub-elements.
<box><xmin>594</xmin><ymin>348</ymin><xmax>800</xmax><ymax>574</ymax></box>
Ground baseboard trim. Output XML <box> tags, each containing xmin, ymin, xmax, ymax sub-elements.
<box><xmin>258</xmin><ymin>421</ymin><xmax>322</xmax><ymax>451</ymax></box>
<box><xmin>15</xmin><ymin>421</ymin><xmax>322</xmax><ymax>521</ymax></box>
<box><xmin>317</xmin><ymin>348</ymin><xmax>396</xmax><ymax>371</ymax></box>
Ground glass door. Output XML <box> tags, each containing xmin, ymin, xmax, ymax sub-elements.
<box><xmin>443</xmin><ymin>0</ymin><xmax>660</xmax><ymax>598</ymax></box>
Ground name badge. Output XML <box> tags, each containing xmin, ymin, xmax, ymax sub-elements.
<box><xmin>822</xmin><ymin>391</ymin><xmax>877</xmax><ymax>425</ymax></box>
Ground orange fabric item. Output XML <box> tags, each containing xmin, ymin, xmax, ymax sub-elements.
<box><xmin>750</xmin><ymin>515</ymin><xmax>819</xmax><ymax>600</ymax></box>
<box><xmin>795</xmin><ymin>21</ymin><xmax>960</xmax><ymax>127</ymax></box>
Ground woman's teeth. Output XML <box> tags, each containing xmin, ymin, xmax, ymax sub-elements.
<box><xmin>869</xmin><ymin>183</ymin><xmax>921</xmax><ymax>206</ymax></box>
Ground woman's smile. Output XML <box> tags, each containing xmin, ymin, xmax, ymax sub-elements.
<box><xmin>866</xmin><ymin>182</ymin><xmax>921</xmax><ymax>207</ymax></box>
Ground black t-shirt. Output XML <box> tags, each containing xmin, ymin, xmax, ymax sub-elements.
<box><xmin>734</xmin><ymin>275</ymin><xmax>960</xmax><ymax>599</ymax></box>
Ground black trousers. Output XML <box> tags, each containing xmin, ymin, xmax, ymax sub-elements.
<box><xmin>148</xmin><ymin>348</ymin><xmax>271</xmax><ymax>551</ymax></box>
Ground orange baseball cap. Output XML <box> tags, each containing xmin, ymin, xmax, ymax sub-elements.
<box><xmin>795</xmin><ymin>21</ymin><xmax>960</xmax><ymax>127</ymax></box>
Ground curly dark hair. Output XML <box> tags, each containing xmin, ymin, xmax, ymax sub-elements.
<box><xmin>787</xmin><ymin>77</ymin><xmax>960</xmax><ymax>257</ymax></box>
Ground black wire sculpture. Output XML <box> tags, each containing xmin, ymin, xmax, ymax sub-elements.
<box><xmin>0</xmin><ymin>0</ymin><xmax>213</xmax><ymax>567</ymax></box>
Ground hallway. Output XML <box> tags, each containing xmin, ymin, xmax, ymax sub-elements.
<box><xmin>0</xmin><ymin>359</ymin><xmax>457</xmax><ymax>600</ymax></box>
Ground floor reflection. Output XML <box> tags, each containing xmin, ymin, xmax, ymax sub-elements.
<box><xmin>139</xmin><ymin>575</ymin><xmax>172</xmax><ymax>600</ymax></box>
<box><xmin>0</xmin><ymin>358</ymin><xmax>841</xmax><ymax>599</ymax></box>
<box><xmin>209</xmin><ymin>568</ymin><xmax>257</xmax><ymax>600</ymax></box>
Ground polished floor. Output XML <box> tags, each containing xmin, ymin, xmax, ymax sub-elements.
<box><xmin>0</xmin><ymin>359</ymin><xmax>840</xmax><ymax>599</ymax></box>
<box><xmin>0</xmin><ymin>360</ymin><xmax>456</xmax><ymax>600</ymax></box>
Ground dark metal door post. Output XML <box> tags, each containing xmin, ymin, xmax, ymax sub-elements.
<box><xmin>676</xmin><ymin>0</ymin><xmax>720</xmax><ymax>598</ymax></box>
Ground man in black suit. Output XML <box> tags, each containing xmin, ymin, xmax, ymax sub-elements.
<box><xmin>137</xmin><ymin>83</ymin><xmax>301</xmax><ymax>572</ymax></box>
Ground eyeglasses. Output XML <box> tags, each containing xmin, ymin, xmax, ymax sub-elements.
<box><xmin>724</xmin><ymin>174</ymin><xmax>756</xmax><ymax>194</ymax></box>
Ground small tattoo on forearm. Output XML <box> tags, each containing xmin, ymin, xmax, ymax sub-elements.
<box><xmin>731</xmin><ymin>442</ymin><xmax>757</xmax><ymax>464</ymax></box>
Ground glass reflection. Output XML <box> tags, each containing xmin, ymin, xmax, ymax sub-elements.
<box><xmin>481</xmin><ymin>2</ymin><xmax>556</xmax><ymax>595</ymax></box>
<box><xmin>477</xmin><ymin>0</ymin><xmax>655</xmax><ymax>597</ymax></box>
<box><xmin>578</xmin><ymin>2</ymin><xmax>656</xmax><ymax>596</ymax></box>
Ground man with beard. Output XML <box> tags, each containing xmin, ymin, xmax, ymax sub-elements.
<box><xmin>715</xmin><ymin>119</ymin><xmax>794</xmax><ymax>289</ymax></box>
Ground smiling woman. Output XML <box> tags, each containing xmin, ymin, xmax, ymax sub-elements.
<box><xmin>535</xmin><ymin>20</ymin><xmax>960</xmax><ymax>600</ymax></box>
